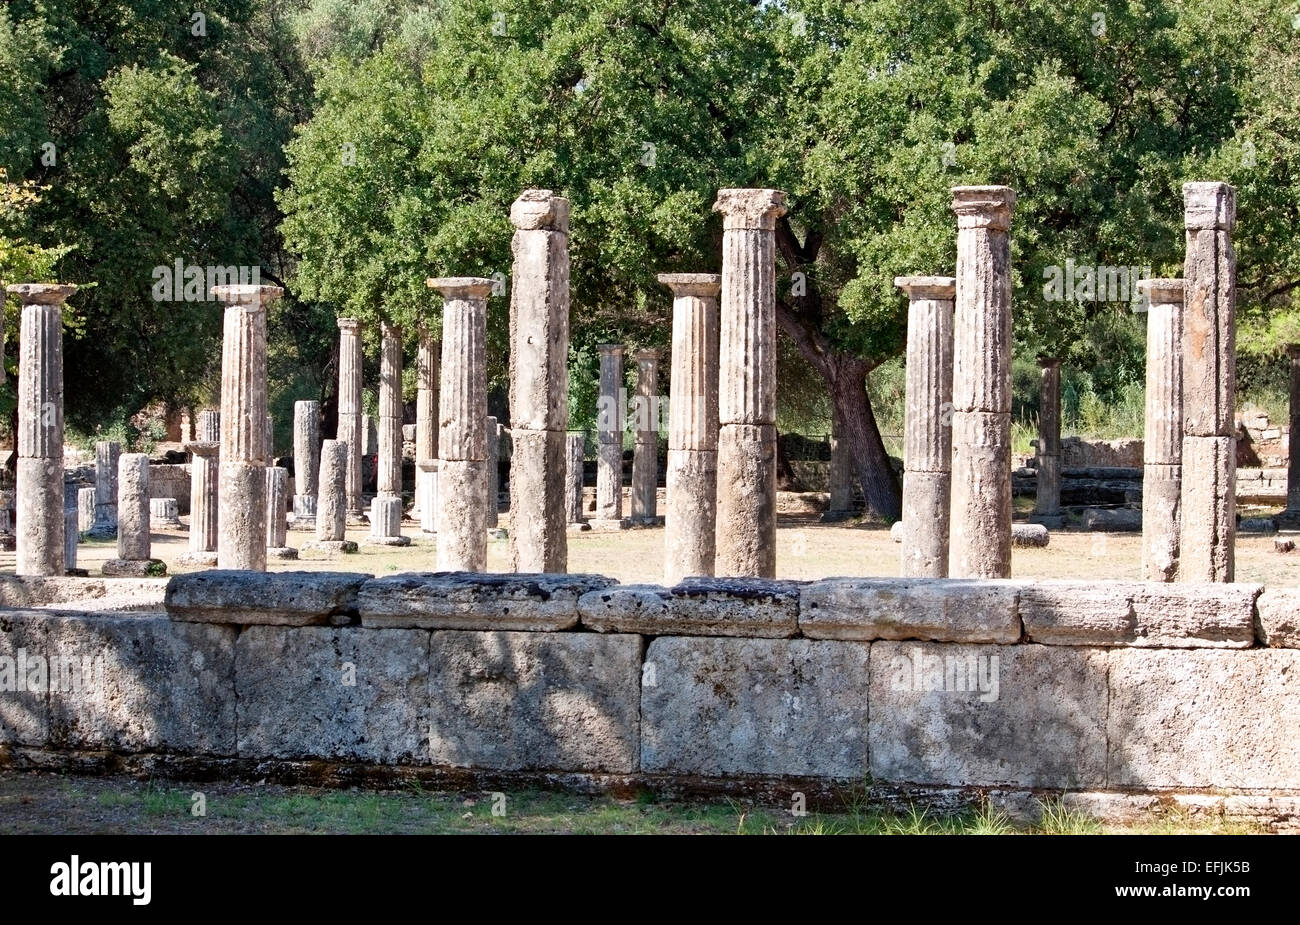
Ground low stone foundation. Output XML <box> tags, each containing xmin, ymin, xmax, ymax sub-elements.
<box><xmin>2</xmin><ymin>572</ymin><xmax>1298</xmax><ymax>826</ymax></box>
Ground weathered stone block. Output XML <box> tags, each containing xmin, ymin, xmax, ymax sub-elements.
<box><xmin>641</xmin><ymin>636</ymin><xmax>869</xmax><ymax>777</ymax></box>
<box><xmin>579</xmin><ymin>578</ymin><xmax>799</xmax><ymax>637</ymax></box>
<box><xmin>1020</xmin><ymin>581</ymin><xmax>1257</xmax><ymax>647</ymax></box>
<box><xmin>165</xmin><ymin>570</ymin><xmax>368</xmax><ymax>625</ymax></box>
<box><xmin>800</xmin><ymin>577</ymin><xmax>1020</xmax><ymax>643</ymax></box>
<box><xmin>0</xmin><ymin>610</ymin><xmax>50</xmax><ymax>745</ymax></box>
<box><xmin>1109</xmin><ymin>648</ymin><xmax>1300</xmax><ymax>789</ymax></box>
<box><xmin>360</xmin><ymin>572</ymin><xmax>615</xmax><ymax>631</ymax></box>
<box><xmin>869</xmin><ymin>641</ymin><xmax>1107</xmax><ymax>787</ymax></box>
<box><xmin>45</xmin><ymin>612</ymin><xmax>236</xmax><ymax>753</ymax></box>
<box><xmin>427</xmin><ymin>630</ymin><xmax>640</xmax><ymax>772</ymax></box>
<box><xmin>1257</xmin><ymin>588</ymin><xmax>1300</xmax><ymax>647</ymax></box>
<box><xmin>0</xmin><ymin>576</ymin><xmax>167</xmax><ymax>612</ymax></box>
<box><xmin>236</xmin><ymin>625</ymin><xmax>429</xmax><ymax>763</ymax></box>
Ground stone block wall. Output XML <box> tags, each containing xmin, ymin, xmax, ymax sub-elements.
<box><xmin>2</xmin><ymin>572</ymin><xmax>1298</xmax><ymax>822</ymax></box>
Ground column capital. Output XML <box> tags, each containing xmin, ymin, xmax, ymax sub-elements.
<box><xmin>597</xmin><ymin>343</ymin><xmax>625</xmax><ymax>357</ymax></box>
<box><xmin>426</xmin><ymin>276</ymin><xmax>495</xmax><ymax>299</ymax></box>
<box><xmin>657</xmin><ymin>273</ymin><xmax>721</xmax><ymax>298</ymax></box>
<box><xmin>634</xmin><ymin>348</ymin><xmax>660</xmax><ymax>364</ymax></box>
<box><xmin>1183</xmin><ymin>182</ymin><xmax>1236</xmax><ymax>231</ymax></box>
<box><xmin>6</xmin><ymin>283</ymin><xmax>77</xmax><ymax>305</ymax></box>
<box><xmin>712</xmin><ymin>188</ymin><xmax>787</xmax><ymax>231</ymax></box>
<box><xmin>337</xmin><ymin>317</ymin><xmax>361</xmax><ymax>334</ymax></box>
<box><xmin>1036</xmin><ymin>355</ymin><xmax>1062</xmax><ymax>369</ymax></box>
<box><xmin>950</xmin><ymin>186</ymin><xmax>1015</xmax><ymax>230</ymax></box>
<box><xmin>894</xmin><ymin>276</ymin><xmax>956</xmax><ymax>300</ymax></box>
<box><xmin>212</xmin><ymin>284</ymin><xmax>282</xmax><ymax>306</ymax></box>
<box><xmin>186</xmin><ymin>441</ymin><xmax>220</xmax><ymax>458</ymax></box>
<box><xmin>381</xmin><ymin>319</ymin><xmax>402</xmax><ymax>338</ymax></box>
<box><xmin>510</xmin><ymin>189</ymin><xmax>570</xmax><ymax>233</ymax></box>
<box><xmin>1136</xmin><ymin>278</ymin><xmax>1186</xmax><ymax>304</ymax></box>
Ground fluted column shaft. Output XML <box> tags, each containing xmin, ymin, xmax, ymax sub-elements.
<box><xmin>216</xmin><ymin>284</ymin><xmax>280</xmax><ymax>570</ymax></box>
<box><xmin>11</xmin><ymin>284</ymin><xmax>75</xmax><ymax>575</ymax></box>
<box><xmin>486</xmin><ymin>416</ymin><xmax>500</xmax><ymax>528</ymax></box>
<box><xmin>293</xmin><ymin>400</ymin><xmax>320</xmax><ymax>502</ymax></box>
<box><xmin>948</xmin><ymin>186</ymin><xmax>1015</xmax><ymax>579</ymax></box>
<box><xmin>712</xmin><ymin>188</ymin><xmax>786</xmax><ymax>578</ymax></box>
<box><xmin>414</xmin><ymin>326</ymin><xmax>439</xmax><ymax>516</ymax></box>
<box><xmin>897</xmin><ymin>276</ymin><xmax>956</xmax><ymax>577</ymax></box>
<box><xmin>595</xmin><ymin>344</ymin><xmax>625</xmax><ymax>521</ymax></box>
<box><xmin>565</xmin><ymin>433</ymin><xmax>586</xmax><ymax>525</ymax></box>
<box><xmin>1179</xmin><ymin>182</ymin><xmax>1237</xmax><ymax>582</ymax></box>
<box><xmin>1034</xmin><ymin>358</ymin><xmax>1062</xmax><ymax>518</ymax></box>
<box><xmin>187</xmin><ymin>442</ymin><xmax>220</xmax><ymax>555</ymax></box>
<box><xmin>429</xmin><ymin>277</ymin><xmax>492</xmax><ymax>571</ymax></box>
<box><xmin>315</xmin><ymin>440</ymin><xmax>347</xmax><ymax>542</ymax></box>
<box><xmin>91</xmin><ymin>440</ymin><xmax>120</xmax><ymax>537</ymax></box>
<box><xmin>1140</xmin><ymin>278</ymin><xmax>1185</xmax><ymax>581</ymax></box>
<box><xmin>631</xmin><ymin>350</ymin><xmax>660</xmax><ymax>522</ymax></box>
<box><xmin>661</xmin><ymin>273</ymin><xmax>721</xmax><ymax>584</ymax></box>
<box><xmin>337</xmin><ymin>318</ymin><xmax>364</xmax><ymax>515</ymax></box>
<box><xmin>508</xmin><ymin>189</ymin><xmax>570</xmax><ymax>572</ymax></box>
<box><xmin>378</xmin><ymin>321</ymin><xmax>403</xmax><ymax>498</ymax></box>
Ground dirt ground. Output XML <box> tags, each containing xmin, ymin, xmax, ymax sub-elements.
<box><xmin>14</xmin><ymin>509</ymin><xmax>1298</xmax><ymax>587</ymax></box>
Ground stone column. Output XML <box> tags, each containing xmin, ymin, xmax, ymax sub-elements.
<box><xmin>895</xmin><ymin>276</ymin><xmax>957</xmax><ymax>578</ymax></box>
<box><xmin>150</xmin><ymin>497</ymin><xmax>181</xmax><ymax>528</ymax></box>
<box><xmin>1139</xmin><ymin>278</ymin><xmax>1185</xmax><ymax>582</ymax></box>
<box><xmin>64</xmin><ymin>507</ymin><xmax>79</xmax><ymax>574</ymax></box>
<box><xmin>594</xmin><ymin>344</ymin><xmax>626</xmax><ymax>527</ymax></box>
<box><xmin>508</xmin><ymin>189</ymin><xmax>570</xmax><ymax>572</ymax></box>
<box><xmin>178</xmin><ymin>440</ymin><xmax>219</xmax><ymax>566</ymax></box>
<box><xmin>337</xmin><ymin>318</ymin><xmax>365</xmax><ymax>517</ymax></box>
<box><xmin>413</xmin><ymin>326</ymin><xmax>440</xmax><ymax>517</ymax></box>
<box><xmin>265</xmin><ymin>466</ymin><xmax>297</xmax><ymax>558</ymax></box>
<box><xmin>365</xmin><ymin>495</ymin><xmax>409</xmax><ymax>546</ymax></box>
<box><xmin>10</xmin><ymin>283</ymin><xmax>75</xmax><ymax>576</ymax></box>
<box><xmin>948</xmin><ymin>186</ymin><xmax>1016</xmax><ymax>579</ymax></box>
<box><xmin>304</xmin><ymin>439</ymin><xmax>356</xmax><ymax>553</ymax></box>
<box><xmin>103</xmin><ymin>453</ymin><xmax>164</xmax><ymax>575</ymax></box>
<box><xmin>292</xmin><ymin>400</ymin><xmax>320</xmax><ymax>526</ymax></box>
<box><xmin>712</xmin><ymin>188</ymin><xmax>787</xmax><ymax>578</ymax></box>
<box><xmin>660</xmin><ymin>273</ymin><xmax>721</xmax><ymax>584</ymax></box>
<box><xmin>485</xmin><ymin>416</ymin><xmax>500</xmax><ymax>528</ymax></box>
<box><xmin>378</xmin><ymin>321</ymin><xmax>403</xmax><ymax>498</ymax></box>
<box><xmin>565</xmin><ymin>433</ymin><xmax>588</xmax><ymax>528</ymax></box>
<box><xmin>428</xmin><ymin>276</ymin><xmax>492</xmax><ymax>571</ymax></box>
<box><xmin>630</xmin><ymin>349</ymin><xmax>660</xmax><ymax>524</ymax></box>
<box><xmin>1180</xmin><ymin>182</ymin><xmax>1237</xmax><ymax>582</ymax></box>
<box><xmin>77</xmin><ymin>486</ymin><xmax>95</xmax><ymax>533</ymax></box>
<box><xmin>1032</xmin><ymin>357</ymin><xmax>1063</xmax><ymax>526</ymax></box>
<box><xmin>1286</xmin><ymin>345</ymin><xmax>1300</xmax><ymax>523</ymax></box>
<box><xmin>417</xmin><ymin>459</ymin><xmax>439</xmax><ymax>534</ymax></box>
<box><xmin>824</xmin><ymin>409</ymin><xmax>853</xmax><ymax>520</ymax></box>
<box><xmin>89</xmin><ymin>441</ymin><xmax>120</xmax><ymax>538</ymax></box>
<box><xmin>215</xmin><ymin>284</ymin><xmax>281</xmax><ymax>571</ymax></box>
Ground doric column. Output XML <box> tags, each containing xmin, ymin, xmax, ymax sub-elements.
<box><xmin>486</xmin><ymin>416</ymin><xmax>500</xmax><ymax>528</ymax></box>
<box><xmin>102</xmin><ymin>453</ymin><xmax>164</xmax><ymax>576</ymax></box>
<box><xmin>89</xmin><ymin>441</ymin><xmax>120</xmax><ymax>538</ymax></box>
<box><xmin>1179</xmin><ymin>182</ymin><xmax>1237</xmax><ymax>582</ymax></box>
<box><xmin>660</xmin><ymin>273</ymin><xmax>721</xmax><ymax>584</ymax></box>
<box><xmin>413</xmin><ymin>325</ymin><xmax>439</xmax><ymax>517</ymax></box>
<box><xmin>215</xmin><ymin>284</ymin><xmax>280</xmax><ymax>571</ymax></box>
<box><xmin>594</xmin><ymin>344</ymin><xmax>626</xmax><ymax>527</ymax></box>
<box><xmin>292</xmin><ymin>400</ymin><xmax>320</xmax><ymax>525</ymax></box>
<box><xmin>948</xmin><ymin>186</ymin><xmax>1016</xmax><ymax>579</ymax></box>
<box><xmin>428</xmin><ymin>276</ymin><xmax>492</xmax><ymax>571</ymax></box>
<box><xmin>378</xmin><ymin>320</ymin><xmax>403</xmax><ymax>497</ymax></box>
<box><xmin>178</xmin><ymin>440</ymin><xmax>219</xmax><ymax>566</ymax></box>
<box><xmin>565</xmin><ymin>433</ymin><xmax>587</xmax><ymax>528</ymax></box>
<box><xmin>1139</xmin><ymin>278</ymin><xmax>1184</xmax><ymax>581</ymax></box>
<box><xmin>1033</xmin><ymin>357</ymin><xmax>1063</xmax><ymax>524</ymax></box>
<box><xmin>337</xmin><ymin>318</ymin><xmax>365</xmax><ymax>516</ymax></box>
<box><xmin>265</xmin><ymin>466</ymin><xmax>297</xmax><ymax>558</ymax></box>
<box><xmin>508</xmin><ymin>189</ymin><xmax>570</xmax><ymax>572</ymax></box>
<box><xmin>712</xmin><ymin>188</ymin><xmax>786</xmax><ymax>578</ymax></box>
<box><xmin>631</xmin><ymin>349</ymin><xmax>660</xmax><ymax>524</ymax></box>
<box><xmin>365</xmin><ymin>495</ymin><xmax>409</xmax><ymax>546</ymax></box>
<box><xmin>304</xmin><ymin>439</ymin><xmax>357</xmax><ymax>553</ymax></box>
<box><xmin>77</xmin><ymin>486</ymin><xmax>95</xmax><ymax>533</ymax></box>
<box><xmin>896</xmin><ymin>276</ymin><xmax>956</xmax><ymax>577</ymax></box>
<box><xmin>9</xmin><ymin>283</ymin><xmax>75</xmax><ymax>576</ymax></box>
<box><xmin>417</xmin><ymin>459</ymin><xmax>439</xmax><ymax>534</ymax></box>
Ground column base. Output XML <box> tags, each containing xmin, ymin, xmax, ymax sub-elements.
<box><xmin>267</xmin><ymin>546</ymin><xmax>300</xmax><ymax>559</ymax></box>
<box><xmin>362</xmin><ymin>535</ymin><xmax>411</xmax><ymax>547</ymax></box>
<box><xmin>588</xmin><ymin>517</ymin><xmax>630</xmax><ymax>531</ymax></box>
<box><xmin>175</xmin><ymin>552</ymin><xmax>219</xmax><ymax>567</ymax></box>
<box><xmin>102</xmin><ymin>558</ymin><xmax>167</xmax><ymax>577</ymax></box>
<box><xmin>302</xmin><ymin>539</ymin><xmax>359</xmax><ymax>554</ymax></box>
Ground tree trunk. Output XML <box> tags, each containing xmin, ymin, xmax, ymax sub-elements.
<box><xmin>828</xmin><ymin>357</ymin><xmax>901</xmax><ymax>520</ymax></box>
<box><xmin>774</xmin><ymin>428</ymin><xmax>804</xmax><ymax>491</ymax></box>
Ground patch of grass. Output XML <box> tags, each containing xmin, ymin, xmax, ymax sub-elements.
<box><xmin>1035</xmin><ymin>798</ymin><xmax>1104</xmax><ymax>835</ymax></box>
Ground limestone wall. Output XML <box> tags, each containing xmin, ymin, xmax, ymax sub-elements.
<box><xmin>1</xmin><ymin>572</ymin><xmax>1298</xmax><ymax>822</ymax></box>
